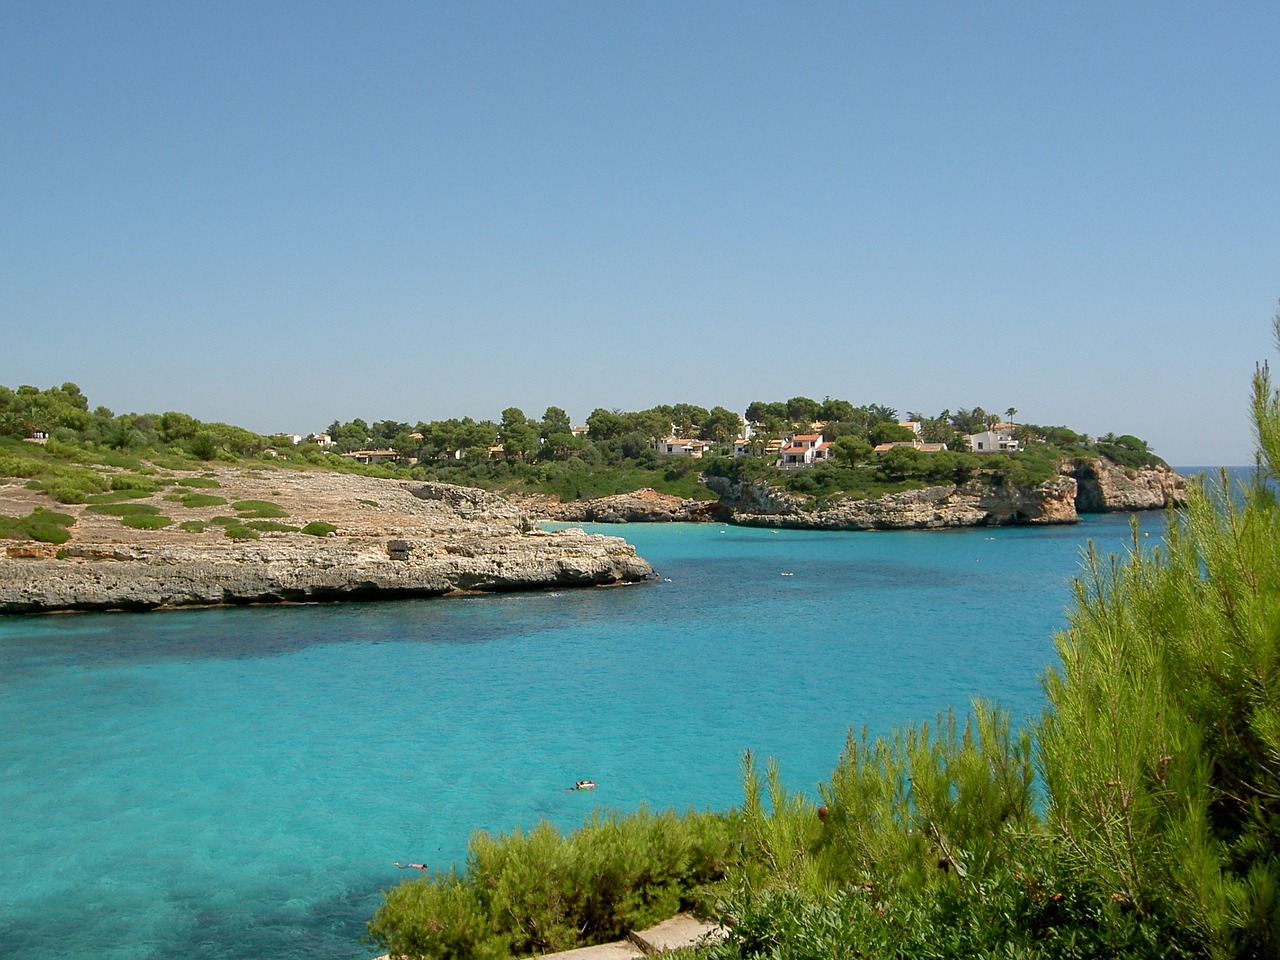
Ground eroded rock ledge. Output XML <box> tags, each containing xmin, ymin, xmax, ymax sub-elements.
<box><xmin>530</xmin><ymin>459</ymin><xmax>1186</xmax><ymax>530</ymax></box>
<box><xmin>0</xmin><ymin>477</ymin><xmax>653</xmax><ymax>615</ymax></box>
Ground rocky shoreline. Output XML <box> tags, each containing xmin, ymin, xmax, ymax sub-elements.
<box><xmin>0</xmin><ymin>458</ymin><xmax>1186</xmax><ymax>614</ymax></box>
<box><xmin>0</xmin><ymin>470</ymin><xmax>653</xmax><ymax>615</ymax></box>
<box><xmin>532</xmin><ymin>459</ymin><xmax>1187</xmax><ymax>531</ymax></box>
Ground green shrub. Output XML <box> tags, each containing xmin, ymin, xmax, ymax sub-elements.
<box><xmin>231</xmin><ymin>499</ymin><xmax>288</xmax><ymax>518</ymax></box>
<box><xmin>85</xmin><ymin>503</ymin><xmax>160</xmax><ymax>517</ymax></box>
<box><xmin>120</xmin><ymin>514</ymin><xmax>172</xmax><ymax>530</ymax></box>
<box><xmin>177</xmin><ymin>476</ymin><xmax>221</xmax><ymax>488</ymax></box>
<box><xmin>368</xmin><ymin>807</ymin><xmax>736</xmax><ymax>960</ymax></box>
<box><xmin>87</xmin><ymin>489</ymin><xmax>153</xmax><ymax>503</ymax></box>
<box><xmin>45</xmin><ymin>483</ymin><xmax>88</xmax><ymax>504</ymax></box>
<box><xmin>179</xmin><ymin>493</ymin><xmax>227</xmax><ymax>508</ymax></box>
<box><xmin>178</xmin><ymin>520</ymin><xmax>207</xmax><ymax>532</ymax></box>
<box><xmin>27</xmin><ymin>523</ymin><xmax>73</xmax><ymax>544</ymax></box>
<box><xmin>222</xmin><ymin>524</ymin><xmax>260</xmax><ymax>540</ymax></box>
<box><xmin>243</xmin><ymin>520</ymin><xmax>298</xmax><ymax>532</ymax></box>
<box><xmin>301</xmin><ymin>521</ymin><xmax>337</xmax><ymax>537</ymax></box>
<box><xmin>110</xmin><ymin>473</ymin><xmax>160</xmax><ymax>492</ymax></box>
<box><xmin>208</xmin><ymin>515</ymin><xmax>239</xmax><ymax>527</ymax></box>
<box><xmin>0</xmin><ymin>508</ymin><xmax>76</xmax><ymax>544</ymax></box>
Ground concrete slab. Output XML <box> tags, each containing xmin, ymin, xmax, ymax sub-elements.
<box><xmin>630</xmin><ymin>913</ymin><xmax>726</xmax><ymax>954</ymax></box>
<box><xmin>537</xmin><ymin>940</ymin><xmax>645</xmax><ymax>960</ymax></box>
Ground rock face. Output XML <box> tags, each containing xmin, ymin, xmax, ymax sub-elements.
<box><xmin>0</xmin><ymin>476</ymin><xmax>653</xmax><ymax>615</ymax></box>
<box><xmin>705</xmin><ymin>475</ymin><xmax>1080</xmax><ymax>530</ymax></box>
<box><xmin>1059</xmin><ymin>458</ymin><xmax>1187</xmax><ymax>512</ymax></box>
<box><xmin>539</xmin><ymin>488</ymin><xmax>719</xmax><ymax>523</ymax></box>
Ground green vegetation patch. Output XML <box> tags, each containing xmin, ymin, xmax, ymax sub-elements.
<box><xmin>120</xmin><ymin>514</ymin><xmax>172</xmax><ymax>530</ymax></box>
<box><xmin>110</xmin><ymin>473</ymin><xmax>161</xmax><ymax>492</ymax></box>
<box><xmin>85</xmin><ymin>502</ymin><xmax>161</xmax><ymax>517</ymax></box>
<box><xmin>222</xmin><ymin>524</ymin><xmax>260</xmax><ymax>540</ymax></box>
<box><xmin>357</xmin><ymin>498</ymin><xmax>379</xmax><ymax>507</ymax></box>
<box><xmin>176</xmin><ymin>476</ymin><xmax>221</xmax><ymax>488</ymax></box>
<box><xmin>231</xmin><ymin>499</ymin><xmax>288</xmax><ymax>518</ymax></box>
<box><xmin>179</xmin><ymin>493</ymin><xmax>228</xmax><ymax>508</ymax></box>
<box><xmin>300</xmin><ymin>521</ymin><xmax>337</xmax><ymax>537</ymax></box>
<box><xmin>368</xmin><ymin>807</ymin><xmax>735</xmax><ymax>960</ymax></box>
<box><xmin>0</xmin><ymin>508</ymin><xmax>76</xmax><ymax>544</ymax></box>
<box><xmin>87</xmin><ymin>489</ymin><xmax>154</xmax><ymax>504</ymax></box>
<box><xmin>242</xmin><ymin>520</ymin><xmax>298</xmax><ymax>532</ymax></box>
<box><xmin>208</xmin><ymin>515</ymin><xmax>239</xmax><ymax>527</ymax></box>
<box><xmin>178</xmin><ymin>520</ymin><xmax>207</xmax><ymax>533</ymax></box>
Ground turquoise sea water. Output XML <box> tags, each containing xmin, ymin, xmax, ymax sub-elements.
<box><xmin>0</xmin><ymin>510</ymin><xmax>1169</xmax><ymax>960</ymax></box>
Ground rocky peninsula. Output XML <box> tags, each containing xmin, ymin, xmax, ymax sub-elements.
<box><xmin>0</xmin><ymin>467</ymin><xmax>654</xmax><ymax>615</ymax></box>
<box><xmin>534</xmin><ymin>459</ymin><xmax>1187</xmax><ymax>531</ymax></box>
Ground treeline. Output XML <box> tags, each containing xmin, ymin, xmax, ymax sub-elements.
<box><xmin>0</xmin><ymin>382</ymin><xmax>271</xmax><ymax>460</ymax></box>
<box><xmin>0</xmin><ymin>382</ymin><xmax>1163</xmax><ymax>503</ymax></box>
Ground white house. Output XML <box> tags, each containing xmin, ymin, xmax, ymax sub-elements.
<box><xmin>778</xmin><ymin>434</ymin><xmax>832</xmax><ymax>468</ymax></box>
<box><xmin>965</xmin><ymin>424</ymin><xmax>1019</xmax><ymax>453</ymax></box>
<box><xmin>656</xmin><ymin>438</ymin><xmax>711</xmax><ymax>458</ymax></box>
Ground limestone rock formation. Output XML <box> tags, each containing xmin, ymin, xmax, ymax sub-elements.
<box><xmin>1059</xmin><ymin>458</ymin><xmax>1187</xmax><ymax>512</ymax></box>
<box><xmin>708</xmin><ymin>475</ymin><xmax>1080</xmax><ymax>530</ymax></box>
<box><xmin>539</xmin><ymin>488</ymin><xmax>718</xmax><ymax>523</ymax></box>
<box><xmin>0</xmin><ymin>474</ymin><xmax>653</xmax><ymax>615</ymax></box>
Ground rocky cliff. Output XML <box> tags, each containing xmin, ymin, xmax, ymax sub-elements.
<box><xmin>524</xmin><ymin>457</ymin><xmax>1186</xmax><ymax>530</ymax></box>
<box><xmin>0</xmin><ymin>472</ymin><xmax>653</xmax><ymax>615</ymax></box>
<box><xmin>1059</xmin><ymin>458</ymin><xmax>1187</xmax><ymax>512</ymax></box>
<box><xmin>537</xmin><ymin>488</ymin><xmax>721</xmax><ymax>523</ymax></box>
<box><xmin>705</xmin><ymin>475</ymin><xmax>1080</xmax><ymax>530</ymax></box>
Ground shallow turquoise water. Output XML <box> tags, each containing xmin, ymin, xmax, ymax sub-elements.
<box><xmin>0</xmin><ymin>513</ymin><xmax>1158</xmax><ymax>960</ymax></box>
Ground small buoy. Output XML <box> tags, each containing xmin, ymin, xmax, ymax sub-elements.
<box><xmin>780</xmin><ymin>571</ymin><xmax>793</xmax><ymax>577</ymax></box>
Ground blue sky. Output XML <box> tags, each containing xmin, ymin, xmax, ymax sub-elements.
<box><xmin>3</xmin><ymin>2</ymin><xmax>1276</xmax><ymax>465</ymax></box>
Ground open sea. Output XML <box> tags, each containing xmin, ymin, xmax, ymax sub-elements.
<box><xmin>0</xmin><ymin>488</ymin><xmax>1219</xmax><ymax>960</ymax></box>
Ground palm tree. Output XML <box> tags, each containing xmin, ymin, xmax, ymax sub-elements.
<box><xmin>1005</xmin><ymin>407</ymin><xmax>1017</xmax><ymax>427</ymax></box>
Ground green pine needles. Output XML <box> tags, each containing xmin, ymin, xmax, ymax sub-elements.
<box><xmin>1040</xmin><ymin>323</ymin><xmax>1280</xmax><ymax>957</ymax></box>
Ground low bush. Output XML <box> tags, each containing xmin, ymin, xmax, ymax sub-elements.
<box><xmin>110</xmin><ymin>473</ymin><xmax>161</xmax><ymax>492</ymax></box>
<box><xmin>0</xmin><ymin>508</ymin><xmax>76</xmax><ymax>544</ymax></box>
<box><xmin>177</xmin><ymin>476</ymin><xmax>221</xmax><ymax>488</ymax></box>
<box><xmin>231</xmin><ymin>499</ymin><xmax>288</xmax><ymax>518</ymax></box>
<box><xmin>120</xmin><ymin>514</ymin><xmax>172</xmax><ymax>530</ymax></box>
<box><xmin>44</xmin><ymin>483</ymin><xmax>89</xmax><ymax>504</ymax></box>
<box><xmin>85</xmin><ymin>503</ymin><xmax>160</xmax><ymax>517</ymax></box>
<box><xmin>243</xmin><ymin>520</ymin><xmax>297</xmax><ymax>532</ymax></box>
<box><xmin>178</xmin><ymin>520</ymin><xmax>207</xmax><ymax>532</ymax></box>
<box><xmin>301</xmin><ymin>521</ymin><xmax>337</xmax><ymax>537</ymax></box>
<box><xmin>179</xmin><ymin>493</ymin><xmax>227</xmax><ymax>508</ymax></box>
<box><xmin>222</xmin><ymin>524</ymin><xmax>260</xmax><ymax>540</ymax></box>
<box><xmin>87</xmin><ymin>489</ymin><xmax>154</xmax><ymax>503</ymax></box>
<box><xmin>367</xmin><ymin>807</ymin><xmax>737</xmax><ymax>960</ymax></box>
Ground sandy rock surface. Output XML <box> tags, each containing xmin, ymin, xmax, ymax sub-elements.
<box><xmin>0</xmin><ymin>465</ymin><xmax>654</xmax><ymax>613</ymax></box>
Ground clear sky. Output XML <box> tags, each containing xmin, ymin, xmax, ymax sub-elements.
<box><xmin>3</xmin><ymin>2</ymin><xmax>1276</xmax><ymax>466</ymax></box>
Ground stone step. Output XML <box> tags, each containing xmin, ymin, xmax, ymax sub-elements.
<box><xmin>373</xmin><ymin>911</ymin><xmax>725</xmax><ymax>960</ymax></box>
<box><xmin>629</xmin><ymin>913</ymin><xmax>726</xmax><ymax>954</ymax></box>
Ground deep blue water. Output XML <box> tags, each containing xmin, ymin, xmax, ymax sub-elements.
<box><xmin>0</xmin><ymin>509</ymin><xmax>1176</xmax><ymax>960</ymax></box>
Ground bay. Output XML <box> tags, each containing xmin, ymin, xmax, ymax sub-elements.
<box><xmin>0</xmin><ymin>508</ymin><xmax>1167</xmax><ymax>960</ymax></box>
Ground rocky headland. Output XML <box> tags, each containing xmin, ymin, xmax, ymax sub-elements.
<box><xmin>0</xmin><ymin>468</ymin><xmax>654</xmax><ymax>615</ymax></box>
<box><xmin>532</xmin><ymin>459</ymin><xmax>1187</xmax><ymax>531</ymax></box>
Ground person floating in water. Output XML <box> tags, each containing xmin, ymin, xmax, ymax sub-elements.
<box><xmin>394</xmin><ymin>862</ymin><xmax>430</xmax><ymax>872</ymax></box>
<box><xmin>567</xmin><ymin>780</ymin><xmax>596</xmax><ymax>791</ymax></box>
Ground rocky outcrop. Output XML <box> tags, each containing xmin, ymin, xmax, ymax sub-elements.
<box><xmin>538</xmin><ymin>488</ymin><xmax>721</xmax><ymax>523</ymax></box>
<box><xmin>706</xmin><ymin>475</ymin><xmax>1080</xmax><ymax>530</ymax></box>
<box><xmin>1059</xmin><ymin>458</ymin><xmax>1187</xmax><ymax>512</ymax></box>
<box><xmin>0</xmin><ymin>476</ymin><xmax>654</xmax><ymax>615</ymax></box>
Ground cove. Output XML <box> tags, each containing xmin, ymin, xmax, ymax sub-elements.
<box><xmin>0</xmin><ymin>512</ymin><xmax>1155</xmax><ymax>960</ymax></box>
